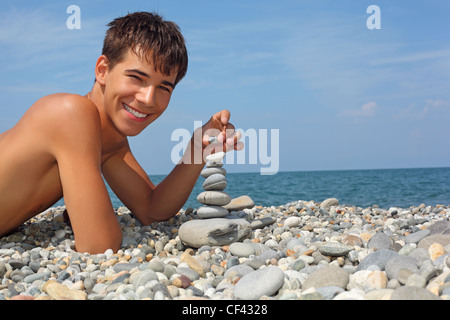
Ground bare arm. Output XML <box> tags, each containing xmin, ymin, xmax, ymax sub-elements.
<box><xmin>48</xmin><ymin>95</ymin><xmax>122</xmax><ymax>253</ymax></box>
<box><xmin>103</xmin><ymin>110</ymin><xmax>243</xmax><ymax>225</ymax></box>
<box><xmin>102</xmin><ymin>139</ymin><xmax>204</xmax><ymax>225</ymax></box>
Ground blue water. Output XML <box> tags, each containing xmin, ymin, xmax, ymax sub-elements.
<box><xmin>56</xmin><ymin>167</ymin><xmax>450</xmax><ymax>210</ymax></box>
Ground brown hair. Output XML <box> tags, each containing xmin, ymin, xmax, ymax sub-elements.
<box><xmin>102</xmin><ymin>12</ymin><xmax>188</xmax><ymax>85</ymax></box>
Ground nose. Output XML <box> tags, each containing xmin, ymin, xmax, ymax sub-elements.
<box><xmin>137</xmin><ymin>85</ymin><xmax>156</xmax><ymax>107</ymax></box>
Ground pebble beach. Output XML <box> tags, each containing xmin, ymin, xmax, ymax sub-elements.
<box><xmin>1</xmin><ymin>198</ymin><xmax>449</xmax><ymax>301</ymax></box>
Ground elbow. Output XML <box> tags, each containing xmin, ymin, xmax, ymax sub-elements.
<box><xmin>139</xmin><ymin>214</ymin><xmax>165</xmax><ymax>226</ymax></box>
<box><xmin>137</xmin><ymin>208</ymin><xmax>175</xmax><ymax>226</ymax></box>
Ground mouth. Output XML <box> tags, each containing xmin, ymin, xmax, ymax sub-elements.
<box><xmin>123</xmin><ymin>103</ymin><xmax>150</xmax><ymax>120</ymax></box>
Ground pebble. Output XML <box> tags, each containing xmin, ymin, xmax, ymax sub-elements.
<box><xmin>205</xmin><ymin>151</ymin><xmax>225</xmax><ymax>163</ymax></box>
<box><xmin>428</xmin><ymin>242</ymin><xmax>447</xmax><ymax>261</ymax></box>
<box><xmin>283</xmin><ymin>216</ymin><xmax>302</xmax><ymax>228</ymax></box>
<box><xmin>42</xmin><ymin>280</ymin><xmax>87</xmax><ymax>300</ymax></box>
<box><xmin>319</xmin><ymin>242</ymin><xmax>353</xmax><ymax>257</ymax></box>
<box><xmin>367</xmin><ymin>232</ymin><xmax>392</xmax><ymax>250</ymax></box>
<box><xmin>233</xmin><ymin>266</ymin><xmax>284</xmax><ymax>300</ymax></box>
<box><xmin>223</xmin><ymin>195</ymin><xmax>255</xmax><ymax>212</ymax></box>
<box><xmin>0</xmin><ymin>201</ymin><xmax>449</xmax><ymax>300</ymax></box>
<box><xmin>229</xmin><ymin>243</ymin><xmax>255</xmax><ymax>257</ymax></box>
<box><xmin>357</xmin><ymin>249</ymin><xmax>399</xmax><ymax>271</ymax></box>
<box><xmin>302</xmin><ymin>266</ymin><xmax>350</xmax><ymax>290</ymax></box>
<box><xmin>202</xmin><ymin>174</ymin><xmax>227</xmax><ymax>191</ymax></box>
<box><xmin>196</xmin><ymin>206</ymin><xmax>229</xmax><ymax>219</ymax></box>
<box><xmin>197</xmin><ymin>191</ymin><xmax>231</xmax><ymax>206</ymax></box>
<box><xmin>385</xmin><ymin>255</ymin><xmax>419</xmax><ymax>280</ymax></box>
<box><xmin>391</xmin><ymin>286</ymin><xmax>441</xmax><ymax>300</ymax></box>
<box><xmin>320</xmin><ymin>198</ymin><xmax>339</xmax><ymax>209</ymax></box>
<box><xmin>178</xmin><ymin>218</ymin><xmax>251</xmax><ymax>248</ymax></box>
<box><xmin>200</xmin><ymin>167</ymin><xmax>226</xmax><ymax>179</ymax></box>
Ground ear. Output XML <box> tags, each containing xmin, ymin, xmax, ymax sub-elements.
<box><xmin>95</xmin><ymin>55</ymin><xmax>109</xmax><ymax>85</ymax></box>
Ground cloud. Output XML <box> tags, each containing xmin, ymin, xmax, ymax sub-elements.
<box><xmin>340</xmin><ymin>101</ymin><xmax>377</xmax><ymax>118</ymax></box>
<box><xmin>278</xmin><ymin>12</ymin><xmax>450</xmax><ymax>112</ymax></box>
<box><xmin>393</xmin><ymin>99</ymin><xmax>450</xmax><ymax>120</ymax></box>
<box><xmin>372</xmin><ymin>48</ymin><xmax>450</xmax><ymax>65</ymax></box>
<box><xmin>425</xmin><ymin>99</ymin><xmax>450</xmax><ymax>109</ymax></box>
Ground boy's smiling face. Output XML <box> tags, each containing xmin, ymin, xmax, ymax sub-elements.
<box><xmin>97</xmin><ymin>49</ymin><xmax>177</xmax><ymax>137</ymax></box>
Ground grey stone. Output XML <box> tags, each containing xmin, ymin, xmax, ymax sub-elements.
<box><xmin>391</xmin><ymin>286</ymin><xmax>441</xmax><ymax>300</ymax></box>
<box><xmin>197</xmin><ymin>191</ymin><xmax>231</xmax><ymax>206</ymax></box>
<box><xmin>147</xmin><ymin>259</ymin><xmax>165</xmax><ymax>273</ymax></box>
<box><xmin>203</xmin><ymin>173</ymin><xmax>227</xmax><ymax>191</ymax></box>
<box><xmin>224</xmin><ymin>265</ymin><xmax>254</xmax><ymax>278</ymax></box>
<box><xmin>113</xmin><ymin>262</ymin><xmax>141</xmax><ymax>272</ymax></box>
<box><xmin>205</xmin><ymin>151</ymin><xmax>225</xmax><ymax>163</ymax></box>
<box><xmin>175</xmin><ymin>267</ymin><xmax>200</xmax><ymax>281</ymax></box>
<box><xmin>320</xmin><ymin>198</ymin><xmax>339</xmax><ymax>209</ymax></box>
<box><xmin>404</xmin><ymin>229</ymin><xmax>431</xmax><ymax>244</ymax></box>
<box><xmin>419</xmin><ymin>259</ymin><xmax>438</xmax><ymax>282</ymax></box>
<box><xmin>0</xmin><ymin>249</ymin><xmax>15</xmax><ymax>256</ymax></box>
<box><xmin>250</xmin><ymin>217</ymin><xmax>276</xmax><ymax>230</ymax></box>
<box><xmin>223</xmin><ymin>195</ymin><xmax>255</xmax><ymax>212</ymax></box>
<box><xmin>319</xmin><ymin>242</ymin><xmax>353</xmax><ymax>257</ymax></box>
<box><xmin>229</xmin><ymin>242</ymin><xmax>255</xmax><ymax>257</ymax></box>
<box><xmin>357</xmin><ymin>249</ymin><xmax>399</xmax><ymax>271</ymax></box>
<box><xmin>397</xmin><ymin>268</ymin><xmax>414</xmax><ymax>285</ymax></box>
<box><xmin>234</xmin><ymin>266</ymin><xmax>285</xmax><ymax>300</ymax></box>
<box><xmin>315</xmin><ymin>286</ymin><xmax>345</xmax><ymax>300</ymax></box>
<box><xmin>286</xmin><ymin>238</ymin><xmax>307</xmax><ymax>251</ymax></box>
<box><xmin>367</xmin><ymin>232</ymin><xmax>392</xmax><ymax>250</ymax></box>
<box><xmin>178</xmin><ymin>218</ymin><xmax>251</xmax><ymax>248</ymax></box>
<box><xmin>405</xmin><ymin>273</ymin><xmax>426</xmax><ymax>288</ymax></box>
<box><xmin>418</xmin><ymin>234</ymin><xmax>450</xmax><ymax>250</ymax></box>
<box><xmin>112</xmin><ymin>272</ymin><xmax>131</xmax><ymax>285</ymax></box>
<box><xmin>200</xmin><ymin>167</ymin><xmax>226</xmax><ymax>179</ymax></box>
<box><xmin>0</xmin><ymin>262</ymin><xmax>6</xmax><ymax>278</ymax></box>
<box><xmin>408</xmin><ymin>247</ymin><xmax>429</xmax><ymax>261</ymax></box>
<box><xmin>8</xmin><ymin>259</ymin><xmax>28</xmax><ymax>269</ymax></box>
<box><xmin>385</xmin><ymin>255</ymin><xmax>419</xmax><ymax>280</ymax></box>
<box><xmin>284</xmin><ymin>216</ymin><xmax>302</xmax><ymax>228</ymax></box>
<box><xmin>131</xmin><ymin>269</ymin><xmax>158</xmax><ymax>290</ymax></box>
<box><xmin>23</xmin><ymin>272</ymin><xmax>50</xmax><ymax>283</ymax></box>
<box><xmin>427</xmin><ymin>220</ymin><xmax>450</xmax><ymax>235</ymax></box>
<box><xmin>302</xmin><ymin>266</ymin><xmax>350</xmax><ymax>290</ymax></box>
<box><xmin>292</xmin><ymin>259</ymin><xmax>306</xmax><ymax>271</ymax></box>
<box><xmin>206</xmin><ymin>162</ymin><xmax>223</xmax><ymax>168</ymax></box>
<box><xmin>197</xmin><ymin>206</ymin><xmax>229</xmax><ymax>219</ymax></box>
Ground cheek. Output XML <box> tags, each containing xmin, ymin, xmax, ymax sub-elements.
<box><xmin>156</xmin><ymin>94</ymin><xmax>171</xmax><ymax>111</ymax></box>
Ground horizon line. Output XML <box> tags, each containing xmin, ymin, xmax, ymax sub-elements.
<box><xmin>147</xmin><ymin>165</ymin><xmax>450</xmax><ymax>177</ymax></box>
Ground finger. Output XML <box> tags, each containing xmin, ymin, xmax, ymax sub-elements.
<box><xmin>220</xmin><ymin>110</ymin><xmax>231</xmax><ymax>126</ymax></box>
<box><xmin>225</xmin><ymin>129</ymin><xmax>241</xmax><ymax>146</ymax></box>
<box><xmin>202</xmin><ymin>134</ymin><xmax>211</xmax><ymax>147</ymax></box>
<box><xmin>235</xmin><ymin>141</ymin><xmax>244</xmax><ymax>151</ymax></box>
<box><xmin>219</xmin><ymin>122</ymin><xmax>235</xmax><ymax>143</ymax></box>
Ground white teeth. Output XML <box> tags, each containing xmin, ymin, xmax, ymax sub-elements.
<box><xmin>124</xmin><ymin>104</ymin><xmax>148</xmax><ymax>118</ymax></box>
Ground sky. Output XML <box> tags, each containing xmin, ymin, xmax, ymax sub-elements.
<box><xmin>1</xmin><ymin>0</ymin><xmax>449</xmax><ymax>175</ymax></box>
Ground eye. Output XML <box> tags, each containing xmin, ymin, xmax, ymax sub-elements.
<box><xmin>158</xmin><ymin>85</ymin><xmax>171</xmax><ymax>93</ymax></box>
<box><xmin>128</xmin><ymin>75</ymin><xmax>142</xmax><ymax>81</ymax></box>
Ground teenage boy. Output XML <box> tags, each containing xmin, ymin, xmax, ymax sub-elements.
<box><xmin>0</xmin><ymin>12</ymin><xmax>242</xmax><ymax>253</ymax></box>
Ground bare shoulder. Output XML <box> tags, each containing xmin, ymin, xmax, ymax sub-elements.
<box><xmin>33</xmin><ymin>93</ymin><xmax>99</xmax><ymax>121</ymax></box>
<box><xmin>28</xmin><ymin>93</ymin><xmax>100</xmax><ymax>134</ymax></box>
<box><xmin>23</xmin><ymin>94</ymin><xmax>102</xmax><ymax>155</ymax></box>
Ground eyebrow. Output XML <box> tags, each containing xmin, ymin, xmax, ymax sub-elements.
<box><xmin>125</xmin><ymin>68</ymin><xmax>175</xmax><ymax>89</ymax></box>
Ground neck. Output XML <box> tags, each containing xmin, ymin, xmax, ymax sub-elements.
<box><xmin>86</xmin><ymin>82</ymin><xmax>128</xmax><ymax>153</ymax></box>
<box><xmin>85</xmin><ymin>82</ymin><xmax>104</xmax><ymax>109</ymax></box>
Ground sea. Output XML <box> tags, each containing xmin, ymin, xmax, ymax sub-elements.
<box><xmin>56</xmin><ymin>167</ymin><xmax>450</xmax><ymax>210</ymax></box>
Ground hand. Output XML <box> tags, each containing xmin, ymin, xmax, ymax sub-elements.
<box><xmin>193</xmin><ymin>110</ymin><xmax>244</xmax><ymax>158</ymax></box>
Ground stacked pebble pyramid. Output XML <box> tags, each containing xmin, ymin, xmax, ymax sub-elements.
<box><xmin>196</xmin><ymin>151</ymin><xmax>231</xmax><ymax>219</ymax></box>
